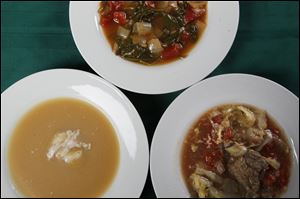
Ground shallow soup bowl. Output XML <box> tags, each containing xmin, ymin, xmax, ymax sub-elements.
<box><xmin>1</xmin><ymin>69</ymin><xmax>149</xmax><ymax>198</ymax></box>
<box><xmin>70</xmin><ymin>1</ymin><xmax>240</xmax><ymax>94</ymax></box>
<box><xmin>150</xmin><ymin>74</ymin><xmax>299</xmax><ymax>198</ymax></box>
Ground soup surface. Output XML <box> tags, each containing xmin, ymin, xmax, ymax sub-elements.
<box><xmin>181</xmin><ymin>104</ymin><xmax>291</xmax><ymax>198</ymax></box>
<box><xmin>8</xmin><ymin>98</ymin><xmax>120</xmax><ymax>198</ymax></box>
<box><xmin>99</xmin><ymin>1</ymin><xmax>207</xmax><ymax>65</ymax></box>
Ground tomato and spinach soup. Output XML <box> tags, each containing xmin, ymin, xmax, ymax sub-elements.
<box><xmin>99</xmin><ymin>1</ymin><xmax>207</xmax><ymax>65</ymax></box>
<box><xmin>181</xmin><ymin>104</ymin><xmax>291</xmax><ymax>198</ymax></box>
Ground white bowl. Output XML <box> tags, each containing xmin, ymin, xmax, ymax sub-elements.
<box><xmin>1</xmin><ymin>69</ymin><xmax>149</xmax><ymax>198</ymax></box>
<box><xmin>150</xmin><ymin>74</ymin><xmax>299</xmax><ymax>198</ymax></box>
<box><xmin>69</xmin><ymin>1</ymin><xmax>239</xmax><ymax>94</ymax></box>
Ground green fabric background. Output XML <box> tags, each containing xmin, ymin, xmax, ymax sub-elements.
<box><xmin>1</xmin><ymin>1</ymin><xmax>299</xmax><ymax>198</ymax></box>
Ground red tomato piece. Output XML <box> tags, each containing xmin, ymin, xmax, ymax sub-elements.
<box><xmin>113</xmin><ymin>11</ymin><xmax>127</xmax><ymax>25</ymax></box>
<box><xmin>211</xmin><ymin>114</ymin><xmax>223</xmax><ymax>124</ymax></box>
<box><xmin>108</xmin><ymin>1</ymin><xmax>122</xmax><ymax>11</ymax></box>
<box><xmin>145</xmin><ymin>1</ymin><xmax>155</xmax><ymax>8</ymax></box>
<box><xmin>223</xmin><ymin>127</ymin><xmax>234</xmax><ymax>140</ymax></box>
<box><xmin>184</xmin><ymin>6</ymin><xmax>206</xmax><ymax>24</ymax></box>
<box><xmin>181</xmin><ymin>31</ymin><xmax>190</xmax><ymax>43</ymax></box>
<box><xmin>161</xmin><ymin>43</ymin><xmax>183</xmax><ymax>60</ymax></box>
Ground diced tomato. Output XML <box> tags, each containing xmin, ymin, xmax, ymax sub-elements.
<box><xmin>180</xmin><ymin>30</ymin><xmax>190</xmax><ymax>43</ymax></box>
<box><xmin>223</xmin><ymin>127</ymin><xmax>234</xmax><ymax>140</ymax></box>
<box><xmin>145</xmin><ymin>1</ymin><xmax>155</xmax><ymax>8</ymax></box>
<box><xmin>211</xmin><ymin>114</ymin><xmax>223</xmax><ymax>124</ymax></box>
<box><xmin>113</xmin><ymin>11</ymin><xmax>127</xmax><ymax>25</ymax></box>
<box><xmin>108</xmin><ymin>1</ymin><xmax>122</xmax><ymax>11</ymax></box>
<box><xmin>184</xmin><ymin>6</ymin><xmax>206</xmax><ymax>24</ymax></box>
<box><xmin>202</xmin><ymin>121</ymin><xmax>213</xmax><ymax>137</ymax></box>
<box><xmin>263</xmin><ymin>172</ymin><xmax>277</xmax><ymax>187</ymax></box>
<box><xmin>100</xmin><ymin>15</ymin><xmax>113</xmax><ymax>27</ymax></box>
<box><xmin>279</xmin><ymin>167</ymin><xmax>288</xmax><ymax>187</ymax></box>
<box><xmin>161</xmin><ymin>43</ymin><xmax>183</xmax><ymax>60</ymax></box>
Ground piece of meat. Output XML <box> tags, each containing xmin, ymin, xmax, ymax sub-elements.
<box><xmin>227</xmin><ymin>150</ymin><xmax>269</xmax><ymax>197</ymax></box>
<box><xmin>260</xmin><ymin>187</ymin><xmax>276</xmax><ymax>198</ymax></box>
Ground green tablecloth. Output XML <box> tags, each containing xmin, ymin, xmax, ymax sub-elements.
<box><xmin>1</xmin><ymin>1</ymin><xmax>299</xmax><ymax>198</ymax></box>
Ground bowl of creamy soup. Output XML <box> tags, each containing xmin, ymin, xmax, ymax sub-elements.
<box><xmin>1</xmin><ymin>69</ymin><xmax>149</xmax><ymax>198</ymax></box>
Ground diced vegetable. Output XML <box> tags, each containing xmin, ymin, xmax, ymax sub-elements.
<box><xmin>223</xmin><ymin>127</ymin><xmax>234</xmax><ymax>140</ymax></box>
<box><xmin>161</xmin><ymin>43</ymin><xmax>183</xmax><ymax>59</ymax></box>
<box><xmin>117</xmin><ymin>26</ymin><xmax>130</xmax><ymax>39</ymax></box>
<box><xmin>148</xmin><ymin>38</ymin><xmax>164</xmax><ymax>54</ymax></box>
<box><xmin>190</xmin><ymin>174</ymin><xmax>212</xmax><ymax>198</ymax></box>
<box><xmin>168</xmin><ymin>1</ymin><xmax>178</xmax><ymax>8</ymax></box>
<box><xmin>184</xmin><ymin>5</ymin><xmax>206</xmax><ymax>24</ymax></box>
<box><xmin>108</xmin><ymin>1</ymin><xmax>122</xmax><ymax>11</ymax></box>
<box><xmin>180</xmin><ymin>30</ymin><xmax>191</xmax><ymax>43</ymax></box>
<box><xmin>225</xmin><ymin>106</ymin><xmax>256</xmax><ymax>128</ymax></box>
<box><xmin>225</xmin><ymin>143</ymin><xmax>247</xmax><ymax>157</ymax></box>
<box><xmin>145</xmin><ymin>1</ymin><xmax>155</xmax><ymax>8</ymax></box>
<box><xmin>256</xmin><ymin>110</ymin><xmax>267</xmax><ymax>129</ymax></box>
<box><xmin>113</xmin><ymin>11</ymin><xmax>127</xmax><ymax>25</ymax></box>
<box><xmin>211</xmin><ymin>114</ymin><xmax>223</xmax><ymax>124</ymax></box>
<box><xmin>131</xmin><ymin>35</ymin><xmax>148</xmax><ymax>47</ymax></box>
<box><xmin>194</xmin><ymin>167</ymin><xmax>223</xmax><ymax>184</ymax></box>
<box><xmin>133</xmin><ymin>22</ymin><xmax>152</xmax><ymax>35</ymax></box>
<box><xmin>115</xmin><ymin>37</ymin><xmax>158</xmax><ymax>64</ymax></box>
<box><xmin>236</xmin><ymin>106</ymin><xmax>256</xmax><ymax>127</ymax></box>
<box><xmin>265</xmin><ymin>157</ymin><xmax>280</xmax><ymax>170</ymax></box>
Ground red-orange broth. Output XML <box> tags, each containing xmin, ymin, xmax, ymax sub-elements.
<box><xmin>181</xmin><ymin>104</ymin><xmax>291</xmax><ymax>198</ymax></box>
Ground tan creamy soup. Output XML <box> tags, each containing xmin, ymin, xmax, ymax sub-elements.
<box><xmin>8</xmin><ymin>98</ymin><xmax>120</xmax><ymax>198</ymax></box>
